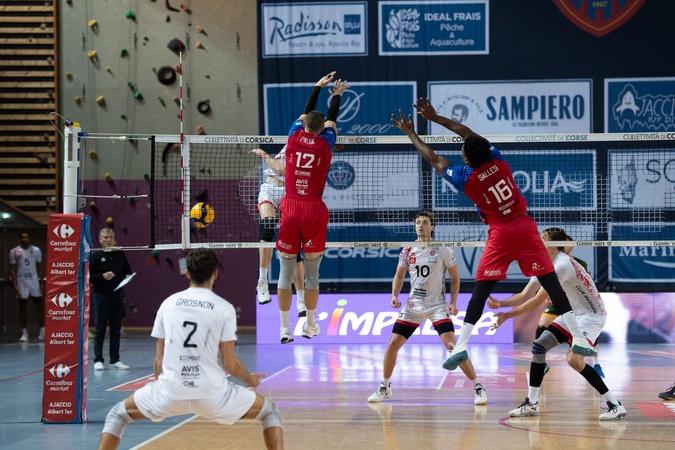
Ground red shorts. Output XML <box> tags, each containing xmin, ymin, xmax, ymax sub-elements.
<box><xmin>275</xmin><ymin>197</ymin><xmax>329</xmax><ymax>254</ymax></box>
<box><xmin>476</xmin><ymin>214</ymin><xmax>554</xmax><ymax>281</ymax></box>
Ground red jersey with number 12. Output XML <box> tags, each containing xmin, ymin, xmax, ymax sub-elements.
<box><xmin>443</xmin><ymin>146</ymin><xmax>527</xmax><ymax>224</ymax></box>
<box><xmin>285</xmin><ymin>120</ymin><xmax>336</xmax><ymax>200</ymax></box>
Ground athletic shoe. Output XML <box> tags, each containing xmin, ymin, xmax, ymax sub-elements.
<box><xmin>110</xmin><ymin>361</ymin><xmax>130</xmax><ymax>370</ymax></box>
<box><xmin>658</xmin><ymin>383</ymin><xmax>675</xmax><ymax>401</ymax></box>
<box><xmin>302</xmin><ymin>323</ymin><xmax>320</xmax><ymax>339</ymax></box>
<box><xmin>297</xmin><ymin>296</ymin><xmax>307</xmax><ymax>317</ymax></box>
<box><xmin>367</xmin><ymin>382</ymin><xmax>392</xmax><ymax>403</ymax></box>
<box><xmin>543</xmin><ymin>363</ymin><xmax>551</xmax><ymax>376</ymax></box>
<box><xmin>94</xmin><ymin>361</ymin><xmax>104</xmax><ymax>371</ymax></box>
<box><xmin>593</xmin><ymin>363</ymin><xmax>605</xmax><ymax>378</ymax></box>
<box><xmin>256</xmin><ymin>280</ymin><xmax>271</xmax><ymax>304</ymax></box>
<box><xmin>120</xmin><ymin>327</ymin><xmax>128</xmax><ymax>338</ymax></box>
<box><xmin>38</xmin><ymin>328</ymin><xmax>45</xmax><ymax>341</ymax></box>
<box><xmin>19</xmin><ymin>331</ymin><xmax>29</xmax><ymax>343</ymax></box>
<box><xmin>442</xmin><ymin>342</ymin><xmax>468</xmax><ymax>371</ymax></box>
<box><xmin>280</xmin><ymin>327</ymin><xmax>293</xmax><ymax>344</ymax></box>
<box><xmin>474</xmin><ymin>383</ymin><xmax>488</xmax><ymax>405</ymax></box>
<box><xmin>571</xmin><ymin>336</ymin><xmax>597</xmax><ymax>356</ymax></box>
<box><xmin>509</xmin><ymin>398</ymin><xmax>540</xmax><ymax>417</ymax></box>
<box><xmin>599</xmin><ymin>401</ymin><xmax>627</xmax><ymax>420</ymax></box>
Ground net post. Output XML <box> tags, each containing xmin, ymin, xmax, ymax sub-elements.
<box><xmin>63</xmin><ymin>122</ymin><xmax>82</xmax><ymax>214</ymax></box>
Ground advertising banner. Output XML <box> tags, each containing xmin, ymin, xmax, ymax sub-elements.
<box><xmin>432</xmin><ymin>150</ymin><xmax>597</xmax><ymax>212</ymax></box>
<box><xmin>42</xmin><ymin>214</ymin><xmax>91</xmax><ymax>424</ymax></box>
<box><xmin>605</xmin><ymin>77</ymin><xmax>675</xmax><ymax>132</ymax></box>
<box><xmin>608</xmin><ymin>149</ymin><xmax>675</xmax><ymax>210</ymax></box>
<box><xmin>261</xmin><ymin>2</ymin><xmax>367</xmax><ymax>58</ymax></box>
<box><xmin>256</xmin><ymin>292</ymin><xmax>512</xmax><ymax>344</ymax></box>
<box><xmin>609</xmin><ymin>223</ymin><xmax>675</xmax><ymax>282</ymax></box>
<box><xmin>428</xmin><ymin>80</ymin><xmax>592</xmax><ymax>134</ymax></box>
<box><xmin>378</xmin><ymin>1</ymin><xmax>488</xmax><ymax>55</ymax></box>
<box><xmin>264</xmin><ymin>81</ymin><xmax>416</xmax><ymax>136</ymax></box>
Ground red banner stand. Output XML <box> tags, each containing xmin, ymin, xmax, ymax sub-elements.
<box><xmin>42</xmin><ymin>214</ymin><xmax>92</xmax><ymax>424</ymax></box>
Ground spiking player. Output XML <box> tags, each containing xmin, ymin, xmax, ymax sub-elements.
<box><xmin>489</xmin><ymin>228</ymin><xmax>626</xmax><ymax>420</ymax></box>
<box><xmin>250</xmin><ymin>145</ymin><xmax>306</xmax><ymax>317</ymax></box>
<box><xmin>392</xmin><ymin>98</ymin><xmax>597</xmax><ymax>372</ymax></box>
<box><xmin>367</xmin><ymin>211</ymin><xmax>487</xmax><ymax>405</ymax></box>
<box><xmin>275</xmin><ymin>71</ymin><xmax>349</xmax><ymax>344</ymax></box>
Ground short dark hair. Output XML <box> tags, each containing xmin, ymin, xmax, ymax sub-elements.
<box><xmin>542</xmin><ymin>227</ymin><xmax>571</xmax><ymax>251</ymax></box>
<box><xmin>462</xmin><ymin>134</ymin><xmax>491</xmax><ymax>168</ymax></box>
<box><xmin>414</xmin><ymin>210</ymin><xmax>435</xmax><ymax>227</ymax></box>
<box><xmin>305</xmin><ymin>110</ymin><xmax>325</xmax><ymax>133</ymax></box>
<box><xmin>186</xmin><ymin>248</ymin><xmax>219</xmax><ymax>283</ymax></box>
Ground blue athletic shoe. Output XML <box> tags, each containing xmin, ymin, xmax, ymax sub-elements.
<box><xmin>442</xmin><ymin>348</ymin><xmax>468</xmax><ymax>371</ymax></box>
<box><xmin>593</xmin><ymin>363</ymin><xmax>605</xmax><ymax>378</ymax></box>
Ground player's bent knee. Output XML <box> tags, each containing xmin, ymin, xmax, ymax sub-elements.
<box><xmin>259</xmin><ymin>217</ymin><xmax>276</xmax><ymax>242</ymax></box>
<box><xmin>278</xmin><ymin>254</ymin><xmax>296</xmax><ymax>290</ymax></box>
<box><xmin>256</xmin><ymin>398</ymin><xmax>283</xmax><ymax>430</ymax></box>
<box><xmin>102</xmin><ymin>401</ymin><xmax>134</xmax><ymax>439</ymax></box>
<box><xmin>304</xmin><ymin>255</ymin><xmax>323</xmax><ymax>290</ymax></box>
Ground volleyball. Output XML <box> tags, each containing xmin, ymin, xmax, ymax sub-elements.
<box><xmin>190</xmin><ymin>202</ymin><xmax>215</xmax><ymax>228</ymax></box>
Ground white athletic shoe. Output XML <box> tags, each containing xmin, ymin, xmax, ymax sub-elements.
<box><xmin>110</xmin><ymin>361</ymin><xmax>130</xmax><ymax>370</ymax></box>
<box><xmin>571</xmin><ymin>336</ymin><xmax>597</xmax><ymax>356</ymax></box>
<box><xmin>257</xmin><ymin>280</ymin><xmax>271</xmax><ymax>304</ymax></box>
<box><xmin>296</xmin><ymin>297</ymin><xmax>307</xmax><ymax>317</ymax></box>
<box><xmin>19</xmin><ymin>331</ymin><xmax>29</xmax><ymax>343</ymax></box>
<box><xmin>38</xmin><ymin>328</ymin><xmax>45</xmax><ymax>341</ymax></box>
<box><xmin>474</xmin><ymin>383</ymin><xmax>488</xmax><ymax>405</ymax></box>
<box><xmin>94</xmin><ymin>361</ymin><xmax>104</xmax><ymax>371</ymax></box>
<box><xmin>301</xmin><ymin>323</ymin><xmax>320</xmax><ymax>339</ymax></box>
<box><xmin>599</xmin><ymin>401</ymin><xmax>627</xmax><ymax>420</ymax></box>
<box><xmin>442</xmin><ymin>342</ymin><xmax>468</xmax><ymax>371</ymax></box>
<box><xmin>280</xmin><ymin>327</ymin><xmax>293</xmax><ymax>344</ymax></box>
<box><xmin>368</xmin><ymin>382</ymin><xmax>392</xmax><ymax>403</ymax></box>
<box><xmin>509</xmin><ymin>398</ymin><xmax>540</xmax><ymax>417</ymax></box>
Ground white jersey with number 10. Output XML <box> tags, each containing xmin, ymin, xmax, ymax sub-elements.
<box><xmin>399</xmin><ymin>246</ymin><xmax>456</xmax><ymax>309</ymax></box>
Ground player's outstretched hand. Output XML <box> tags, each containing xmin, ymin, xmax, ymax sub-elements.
<box><xmin>329</xmin><ymin>79</ymin><xmax>350</xmax><ymax>96</ymax></box>
<box><xmin>391</xmin><ymin>109</ymin><xmax>415</xmax><ymax>135</ymax></box>
<box><xmin>489</xmin><ymin>312</ymin><xmax>508</xmax><ymax>331</ymax></box>
<box><xmin>247</xmin><ymin>372</ymin><xmax>267</xmax><ymax>388</ymax></box>
<box><xmin>413</xmin><ymin>97</ymin><xmax>439</xmax><ymax>121</ymax></box>
<box><xmin>249</xmin><ymin>148</ymin><xmax>267</xmax><ymax>158</ymax></box>
<box><xmin>316</xmin><ymin>71</ymin><xmax>336</xmax><ymax>87</ymax></box>
<box><xmin>487</xmin><ymin>295</ymin><xmax>502</xmax><ymax>309</ymax></box>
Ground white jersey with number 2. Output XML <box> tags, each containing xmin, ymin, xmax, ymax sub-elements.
<box><xmin>152</xmin><ymin>287</ymin><xmax>238</xmax><ymax>400</ymax></box>
<box><xmin>399</xmin><ymin>245</ymin><xmax>456</xmax><ymax>309</ymax></box>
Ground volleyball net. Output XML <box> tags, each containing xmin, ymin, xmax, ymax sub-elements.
<box><xmin>75</xmin><ymin>132</ymin><xmax>675</xmax><ymax>250</ymax></box>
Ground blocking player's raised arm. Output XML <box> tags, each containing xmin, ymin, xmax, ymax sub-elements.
<box><xmin>298</xmin><ymin>71</ymin><xmax>336</xmax><ymax>121</ymax></box>
<box><xmin>413</xmin><ymin>97</ymin><xmax>475</xmax><ymax>139</ymax></box>
<box><xmin>324</xmin><ymin>78</ymin><xmax>350</xmax><ymax>130</ymax></box>
<box><xmin>391</xmin><ymin>109</ymin><xmax>451</xmax><ymax>177</ymax></box>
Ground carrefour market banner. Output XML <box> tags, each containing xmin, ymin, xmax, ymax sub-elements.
<box><xmin>428</xmin><ymin>79</ymin><xmax>592</xmax><ymax>134</ymax></box>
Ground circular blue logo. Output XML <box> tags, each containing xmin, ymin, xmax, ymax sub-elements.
<box><xmin>326</xmin><ymin>160</ymin><xmax>355</xmax><ymax>190</ymax></box>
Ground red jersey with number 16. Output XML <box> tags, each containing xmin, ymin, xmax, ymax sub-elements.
<box><xmin>285</xmin><ymin>120</ymin><xmax>337</xmax><ymax>201</ymax></box>
<box><xmin>442</xmin><ymin>146</ymin><xmax>527</xmax><ymax>224</ymax></box>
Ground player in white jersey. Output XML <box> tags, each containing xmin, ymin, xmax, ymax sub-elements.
<box><xmin>98</xmin><ymin>248</ymin><xmax>284</xmax><ymax>450</ymax></box>
<box><xmin>490</xmin><ymin>228</ymin><xmax>626</xmax><ymax>421</ymax></box>
<box><xmin>9</xmin><ymin>231</ymin><xmax>45</xmax><ymax>342</ymax></box>
<box><xmin>367</xmin><ymin>211</ymin><xmax>487</xmax><ymax>405</ymax></box>
<box><xmin>250</xmin><ymin>146</ymin><xmax>306</xmax><ymax>317</ymax></box>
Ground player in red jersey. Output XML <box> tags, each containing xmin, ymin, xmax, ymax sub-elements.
<box><xmin>391</xmin><ymin>97</ymin><xmax>597</xmax><ymax>371</ymax></box>
<box><xmin>275</xmin><ymin>71</ymin><xmax>349</xmax><ymax>344</ymax></box>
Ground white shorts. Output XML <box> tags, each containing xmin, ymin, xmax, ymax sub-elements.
<box><xmin>398</xmin><ymin>303</ymin><xmax>450</xmax><ymax>326</ymax></box>
<box><xmin>133</xmin><ymin>380</ymin><xmax>256</xmax><ymax>425</ymax></box>
<box><xmin>17</xmin><ymin>277</ymin><xmax>41</xmax><ymax>299</ymax></box>
<box><xmin>552</xmin><ymin>313</ymin><xmax>606</xmax><ymax>344</ymax></box>
<box><xmin>257</xmin><ymin>182</ymin><xmax>285</xmax><ymax>210</ymax></box>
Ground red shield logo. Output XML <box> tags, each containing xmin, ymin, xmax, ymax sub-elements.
<box><xmin>553</xmin><ymin>0</ymin><xmax>645</xmax><ymax>37</ymax></box>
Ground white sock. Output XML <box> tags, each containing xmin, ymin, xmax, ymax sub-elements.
<box><xmin>470</xmin><ymin>378</ymin><xmax>479</xmax><ymax>388</ymax></box>
<box><xmin>306</xmin><ymin>309</ymin><xmax>316</xmax><ymax>327</ymax></box>
<box><xmin>561</xmin><ymin>311</ymin><xmax>584</xmax><ymax>339</ymax></box>
<box><xmin>592</xmin><ymin>356</ymin><xmax>599</xmax><ymax>365</ymax></box>
<box><xmin>602</xmin><ymin>391</ymin><xmax>619</xmax><ymax>405</ymax></box>
<box><xmin>279</xmin><ymin>310</ymin><xmax>290</xmax><ymax>329</ymax></box>
<box><xmin>259</xmin><ymin>268</ymin><xmax>268</xmax><ymax>281</ymax></box>
<box><xmin>297</xmin><ymin>290</ymin><xmax>305</xmax><ymax>303</ymax></box>
<box><xmin>456</xmin><ymin>323</ymin><xmax>474</xmax><ymax>348</ymax></box>
<box><xmin>383</xmin><ymin>378</ymin><xmax>390</xmax><ymax>387</ymax></box>
<box><xmin>527</xmin><ymin>387</ymin><xmax>540</xmax><ymax>404</ymax></box>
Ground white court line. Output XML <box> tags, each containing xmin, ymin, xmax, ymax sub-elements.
<box><xmin>127</xmin><ymin>365</ymin><xmax>293</xmax><ymax>449</ymax></box>
<box><xmin>106</xmin><ymin>374</ymin><xmax>155</xmax><ymax>391</ymax></box>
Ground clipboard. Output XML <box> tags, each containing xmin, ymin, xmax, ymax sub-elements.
<box><xmin>113</xmin><ymin>272</ymin><xmax>136</xmax><ymax>292</ymax></box>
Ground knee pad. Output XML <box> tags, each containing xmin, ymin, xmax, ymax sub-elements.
<box><xmin>102</xmin><ymin>401</ymin><xmax>133</xmax><ymax>439</ymax></box>
<box><xmin>532</xmin><ymin>330</ymin><xmax>559</xmax><ymax>364</ymax></box>
<box><xmin>259</xmin><ymin>217</ymin><xmax>276</xmax><ymax>242</ymax></box>
<box><xmin>303</xmin><ymin>255</ymin><xmax>323</xmax><ymax>290</ymax></box>
<box><xmin>255</xmin><ymin>398</ymin><xmax>283</xmax><ymax>430</ymax></box>
<box><xmin>278</xmin><ymin>254</ymin><xmax>296</xmax><ymax>290</ymax></box>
